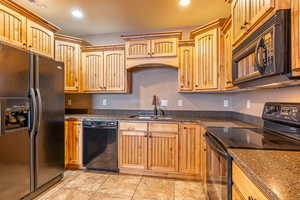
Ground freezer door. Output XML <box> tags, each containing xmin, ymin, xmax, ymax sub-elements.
<box><xmin>0</xmin><ymin>129</ymin><xmax>30</xmax><ymax>199</ymax></box>
<box><xmin>0</xmin><ymin>43</ymin><xmax>30</xmax><ymax>97</ymax></box>
<box><xmin>34</xmin><ymin>55</ymin><xmax>64</xmax><ymax>189</ymax></box>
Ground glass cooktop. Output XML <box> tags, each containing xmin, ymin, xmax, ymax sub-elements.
<box><xmin>207</xmin><ymin>127</ymin><xmax>300</xmax><ymax>150</ymax></box>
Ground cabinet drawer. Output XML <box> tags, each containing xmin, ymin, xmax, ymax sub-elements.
<box><xmin>119</xmin><ymin>122</ymin><xmax>148</xmax><ymax>131</ymax></box>
<box><xmin>232</xmin><ymin>162</ymin><xmax>269</xmax><ymax>200</ymax></box>
<box><xmin>149</xmin><ymin>123</ymin><xmax>178</xmax><ymax>133</ymax></box>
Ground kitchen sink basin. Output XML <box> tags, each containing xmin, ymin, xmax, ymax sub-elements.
<box><xmin>129</xmin><ymin>115</ymin><xmax>173</xmax><ymax>120</ymax></box>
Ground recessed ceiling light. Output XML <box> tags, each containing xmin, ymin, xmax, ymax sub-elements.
<box><xmin>71</xmin><ymin>9</ymin><xmax>84</xmax><ymax>19</ymax></box>
<box><xmin>179</xmin><ymin>0</ymin><xmax>191</xmax><ymax>7</ymax></box>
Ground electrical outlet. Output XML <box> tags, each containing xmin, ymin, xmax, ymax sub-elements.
<box><xmin>224</xmin><ymin>99</ymin><xmax>229</xmax><ymax>108</ymax></box>
<box><xmin>160</xmin><ymin>100</ymin><xmax>168</xmax><ymax>107</ymax></box>
<box><xmin>67</xmin><ymin>99</ymin><xmax>72</xmax><ymax>106</ymax></box>
<box><xmin>246</xmin><ymin>100</ymin><xmax>251</xmax><ymax>109</ymax></box>
<box><xmin>177</xmin><ymin>100</ymin><xmax>183</xmax><ymax>107</ymax></box>
<box><xmin>102</xmin><ymin>99</ymin><xmax>107</xmax><ymax>106</ymax></box>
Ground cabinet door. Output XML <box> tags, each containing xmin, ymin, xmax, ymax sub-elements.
<box><xmin>179</xmin><ymin>46</ymin><xmax>194</xmax><ymax>91</ymax></box>
<box><xmin>148</xmin><ymin>132</ymin><xmax>178</xmax><ymax>172</ymax></box>
<box><xmin>65</xmin><ymin>120</ymin><xmax>82</xmax><ymax>169</ymax></box>
<box><xmin>249</xmin><ymin>0</ymin><xmax>274</xmax><ymax>27</ymax></box>
<box><xmin>232</xmin><ymin>0</ymin><xmax>248</xmax><ymax>43</ymax></box>
<box><xmin>118</xmin><ymin>130</ymin><xmax>147</xmax><ymax>169</ymax></box>
<box><xmin>126</xmin><ymin>40</ymin><xmax>151</xmax><ymax>58</ymax></box>
<box><xmin>81</xmin><ymin>51</ymin><xmax>105</xmax><ymax>92</ymax></box>
<box><xmin>27</xmin><ymin>20</ymin><xmax>54</xmax><ymax>58</ymax></box>
<box><xmin>292</xmin><ymin>0</ymin><xmax>300</xmax><ymax>76</ymax></box>
<box><xmin>0</xmin><ymin>4</ymin><xmax>26</xmax><ymax>48</ymax></box>
<box><xmin>201</xmin><ymin>128</ymin><xmax>207</xmax><ymax>192</ymax></box>
<box><xmin>194</xmin><ymin>28</ymin><xmax>219</xmax><ymax>90</ymax></box>
<box><xmin>151</xmin><ymin>38</ymin><xmax>178</xmax><ymax>57</ymax></box>
<box><xmin>104</xmin><ymin>50</ymin><xmax>126</xmax><ymax>92</ymax></box>
<box><xmin>223</xmin><ymin>25</ymin><xmax>233</xmax><ymax>88</ymax></box>
<box><xmin>55</xmin><ymin>40</ymin><xmax>80</xmax><ymax>92</ymax></box>
<box><xmin>179</xmin><ymin>124</ymin><xmax>201</xmax><ymax>175</ymax></box>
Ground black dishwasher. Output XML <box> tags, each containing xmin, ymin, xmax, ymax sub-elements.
<box><xmin>83</xmin><ymin>120</ymin><xmax>119</xmax><ymax>172</ymax></box>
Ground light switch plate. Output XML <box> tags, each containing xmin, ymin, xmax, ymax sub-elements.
<box><xmin>224</xmin><ymin>99</ymin><xmax>229</xmax><ymax>108</ymax></box>
<box><xmin>160</xmin><ymin>100</ymin><xmax>168</xmax><ymax>107</ymax></box>
<box><xmin>177</xmin><ymin>100</ymin><xmax>183</xmax><ymax>107</ymax></box>
<box><xmin>102</xmin><ymin>99</ymin><xmax>107</xmax><ymax>106</ymax></box>
<box><xmin>246</xmin><ymin>100</ymin><xmax>251</xmax><ymax>109</ymax></box>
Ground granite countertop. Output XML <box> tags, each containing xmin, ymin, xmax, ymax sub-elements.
<box><xmin>64</xmin><ymin>114</ymin><xmax>254</xmax><ymax>128</ymax></box>
<box><xmin>229</xmin><ymin>149</ymin><xmax>300</xmax><ymax>200</ymax></box>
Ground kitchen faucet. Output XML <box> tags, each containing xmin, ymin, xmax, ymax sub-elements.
<box><xmin>152</xmin><ymin>95</ymin><xmax>165</xmax><ymax>117</ymax></box>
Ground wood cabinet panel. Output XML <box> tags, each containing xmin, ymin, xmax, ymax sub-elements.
<box><xmin>27</xmin><ymin>20</ymin><xmax>54</xmax><ymax>58</ymax></box>
<box><xmin>104</xmin><ymin>50</ymin><xmax>126</xmax><ymax>92</ymax></box>
<box><xmin>179</xmin><ymin>45</ymin><xmax>194</xmax><ymax>91</ymax></box>
<box><xmin>223</xmin><ymin>21</ymin><xmax>234</xmax><ymax>88</ymax></box>
<box><xmin>232</xmin><ymin>185</ymin><xmax>246</xmax><ymax>200</ymax></box>
<box><xmin>118</xmin><ymin>130</ymin><xmax>147</xmax><ymax>169</ymax></box>
<box><xmin>233</xmin><ymin>162</ymin><xmax>269</xmax><ymax>200</ymax></box>
<box><xmin>126</xmin><ymin>40</ymin><xmax>151</xmax><ymax>58</ymax></box>
<box><xmin>249</xmin><ymin>0</ymin><xmax>274</xmax><ymax>27</ymax></box>
<box><xmin>0</xmin><ymin>4</ymin><xmax>26</xmax><ymax>48</ymax></box>
<box><xmin>148</xmin><ymin>132</ymin><xmax>178</xmax><ymax>172</ymax></box>
<box><xmin>151</xmin><ymin>38</ymin><xmax>177</xmax><ymax>57</ymax></box>
<box><xmin>55</xmin><ymin>40</ymin><xmax>80</xmax><ymax>92</ymax></box>
<box><xmin>65</xmin><ymin>120</ymin><xmax>82</xmax><ymax>169</ymax></box>
<box><xmin>232</xmin><ymin>0</ymin><xmax>248</xmax><ymax>43</ymax></box>
<box><xmin>81</xmin><ymin>51</ymin><xmax>105</xmax><ymax>92</ymax></box>
<box><xmin>292</xmin><ymin>0</ymin><xmax>300</xmax><ymax>76</ymax></box>
<box><xmin>194</xmin><ymin>28</ymin><xmax>219</xmax><ymax>90</ymax></box>
<box><xmin>149</xmin><ymin>123</ymin><xmax>178</xmax><ymax>133</ymax></box>
<box><xmin>179</xmin><ymin>124</ymin><xmax>201</xmax><ymax>175</ymax></box>
<box><xmin>119</xmin><ymin>122</ymin><xmax>148</xmax><ymax>132</ymax></box>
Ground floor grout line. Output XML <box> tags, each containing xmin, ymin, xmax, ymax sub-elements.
<box><xmin>130</xmin><ymin>175</ymin><xmax>144</xmax><ymax>200</ymax></box>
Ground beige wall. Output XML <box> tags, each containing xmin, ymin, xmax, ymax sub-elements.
<box><xmin>66</xmin><ymin>67</ymin><xmax>229</xmax><ymax>111</ymax></box>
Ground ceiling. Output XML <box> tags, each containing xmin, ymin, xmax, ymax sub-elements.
<box><xmin>12</xmin><ymin>0</ymin><xmax>230</xmax><ymax>37</ymax></box>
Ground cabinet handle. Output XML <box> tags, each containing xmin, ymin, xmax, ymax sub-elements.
<box><xmin>28</xmin><ymin>44</ymin><xmax>32</xmax><ymax>48</ymax></box>
<box><xmin>183</xmin><ymin>127</ymin><xmax>187</xmax><ymax>130</ymax></box>
<box><xmin>248</xmin><ymin>196</ymin><xmax>256</xmax><ymax>200</ymax></box>
<box><xmin>240</xmin><ymin>25</ymin><xmax>247</xmax><ymax>30</ymax></box>
<box><xmin>195</xmin><ymin>85</ymin><xmax>198</xmax><ymax>87</ymax></box>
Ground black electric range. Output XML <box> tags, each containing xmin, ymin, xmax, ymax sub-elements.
<box><xmin>205</xmin><ymin>102</ymin><xmax>300</xmax><ymax>200</ymax></box>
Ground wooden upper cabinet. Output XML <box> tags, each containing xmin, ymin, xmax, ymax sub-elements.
<box><xmin>248</xmin><ymin>0</ymin><xmax>274</xmax><ymax>27</ymax></box>
<box><xmin>104</xmin><ymin>50</ymin><xmax>126</xmax><ymax>92</ymax></box>
<box><xmin>126</xmin><ymin>40</ymin><xmax>151</xmax><ymax>58</ymax></box>
<box><xmin>81</xmin><ymin>51</ymin><xmax>105</xmax><ymax>92</ymax></box>
<box><xmin>27</xmin><ymin>20</ymin><xmax>54</xmax><ymax>58</ymax></box>
<box><xmin>222</xmin><ymin>18</ymin><xmax>234</xmax><ymax>89</ymax></box>
<box><xmin>232</xmin><ymin>0</ymin><xmax>248</xmax><ymax>44</ymax></box>
<box><xmin>65</xmin><ymin>120</ymin><xmax>83</xmax><ymax>169</ymax></box>
<box><xmin>292</xmin><ymin>0</ymin><xmax>300</xmax><ymax>76</ymax></box>
<box><xmin>194</xmin><ymin>28</ymin><xmax>219</xmax><ymax>90</ymax></box>
<box><xmin>55</xmin><ymin>40</ymin><xmax>81</xmax><ymax>92</ymax></box>
<box><xmin>151</xmin><ymin>38</ymin><xmax>178</xmax><ymax>57</ymax></box>
<box><xmin>178</xmin><ymin>41</ymin><xmax>194</xmax><ymax>91</ymax></box>
<box><xmin>179</xmin><ymin>124</ymin><xmax>201</xmax><ymax>175</ymax></box>
<box><xmin>0</xmin><ymin>4</ymin><xmax>26</xmax><ymax>48</ymax></box>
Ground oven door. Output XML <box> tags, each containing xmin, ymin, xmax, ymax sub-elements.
<box><xmin>205</xmin><ymin>133</ymin><xmax>232</xmax><ymax>200</ymax></box>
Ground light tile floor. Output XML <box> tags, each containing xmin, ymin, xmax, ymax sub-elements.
<box><xmin>35</xmin><ymin>170</ymin><xmax>207</xmax><ymax>200</ymax></box>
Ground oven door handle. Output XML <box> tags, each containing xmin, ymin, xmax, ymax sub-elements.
<box><xmin>205</xmin><ymin>133</ymin><xmax>229</xmax><ymax>158</ymax></box>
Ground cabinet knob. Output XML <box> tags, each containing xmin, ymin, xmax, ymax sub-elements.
<box><xmin>240</xmin><ymin>25</ymin><xmax>247</xmax><ymax>30</ymax></box>
<box><xmin>28</xmin><ymin>44</ymin><xmax>32</xmax><ymax>48</ymax></box>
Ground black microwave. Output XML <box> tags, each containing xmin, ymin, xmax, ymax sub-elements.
<box><xmin>232</xmin><ymin>10</ymin><xmax>292</xmax><ymax>88</ymax></box>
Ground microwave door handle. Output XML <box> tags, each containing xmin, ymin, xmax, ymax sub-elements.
<box><xmin>205</xmin><ymin>134</ymin><xmax>229</xmax><ymax>158</ymax></box>
<box><xmin>255</xmin><ymin>37</ymin><xmax>267</xmax><ymax>74</ymax></box>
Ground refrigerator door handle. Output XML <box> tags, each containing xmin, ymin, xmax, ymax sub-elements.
<box><xmin>29</xmin><ymin>88</ymin><xmax>38</xmax><ymax>192</ymax></box>
<box><xmin>0</xmin><ymin>100</ymin><xmax>6</xmax><ymax>136</ymax></box>
<box><xmin>36</xmin><ymin>88</ymin><xmax>42</xmax><ymax>133</ymax></box>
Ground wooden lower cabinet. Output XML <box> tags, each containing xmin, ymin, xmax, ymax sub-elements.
<box><xmin>118</xmin><ymin>130</ymin><xmax>147</xmax><ymax>169</ymax></box>
<box><xmin>292</xmin><ymin>0</ymin><xmax>300</xmax><ymax>76</ymax></box>
<box><xmin>179</xmin><ymin>124</ymin><xmax>201</xmax><ymax>175</ymax></box>
<box><xmin>118</xmin><ymin>121</ymin><xmax>202</xmax><ymax>180</ymax></box>
<box><xmin>65</xmin><ymin>119</ymin><xmax>83</xmax><ymax>169</ymax></box>
<box><xmin>148</xmin><ymin>131</ymin><xmax>178</xmax><ymax>172</ymax></box>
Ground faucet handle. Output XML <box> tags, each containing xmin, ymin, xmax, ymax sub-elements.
<box><xmin>152</xmin><ymin>95</ymin><xmax>158</xmax><ymax>106</ymax></box>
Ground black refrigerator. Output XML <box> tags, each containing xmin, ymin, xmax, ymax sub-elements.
<box><xmin>0</xmin><ymin>42</ymin><xmax>65</xmax><ymax>200</ymax></box>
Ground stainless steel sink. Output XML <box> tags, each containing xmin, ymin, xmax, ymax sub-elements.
<box><xmin>129</xmin><ymin>115</ymin><xmax>173</xmax><ymax>120</ymax></box>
